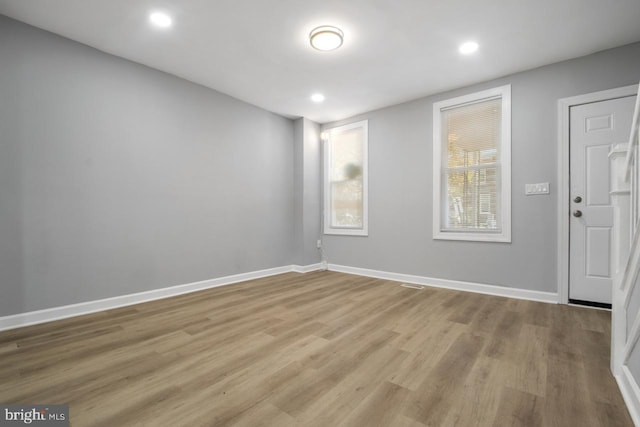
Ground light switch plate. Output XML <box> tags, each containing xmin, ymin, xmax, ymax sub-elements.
<box><xmin>525</xmin><ymin>182</ymin><xmax>550</xmax><ymax>195</ymax></box>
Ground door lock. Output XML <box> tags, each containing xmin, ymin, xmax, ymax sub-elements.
<box><xmin>573</xmin><ymin>210</ymin><xmax>583</xmax><ymax>217</ymax></box>
<box><xmin>574</xmin><ymin>196</ymin><xmax>582</xmax><ymax>203</ymax></box>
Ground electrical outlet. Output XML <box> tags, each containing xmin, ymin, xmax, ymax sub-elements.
<box><xmin>316</xmin><ymin>240</ymin><xmax>322</xmax><ymax>249</ymax></box>
<box><xmin>525</xmin><ymin>182</ymin><xmax>550</xmax><ymax>195</ymax></box>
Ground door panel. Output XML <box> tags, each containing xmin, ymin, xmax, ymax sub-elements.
<box><xmin>569</xmin><ymin>96</ymin><xmax>636</xmax><ymax>304</ymax></box>
<box><xmin>585</xmin><ymin>145</ymin><xmax>611</xmax><ymax>206</ymax></box>
<box><xmin>585</xmin><ymin>227</ymin><xmax>610</xmax><ymax>278</ymax></box>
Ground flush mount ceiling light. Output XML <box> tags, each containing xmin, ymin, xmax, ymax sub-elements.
<box><xmin>459</xmin><ymin>41</ymin><xmax>479</xmax><ymax>55</ymax></box>
<box><xmin>309</xmin><ymin>26</ymin><xmax>344</xmax><ymax>51</ymax></box>
<box><xmin>311</xmin><ymin>93</ymin><xmax>325</xmax><ymax>103</ymax></box>
<box><xmin>149</xmin><ymin>12</ymin><xmax>172</xmax><ymax>28</ymax></box>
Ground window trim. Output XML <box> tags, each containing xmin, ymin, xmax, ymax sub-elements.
<box><xmin>323</xmin><ymin>120</ymin><xmax>369</xmax><ymax>236</ymax></box>
<box><xmin>432</xmin><ymin>85</ymin><xmax>511</xmax><ymax>243</ymax></box>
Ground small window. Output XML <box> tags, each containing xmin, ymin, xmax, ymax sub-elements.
<box><xmin>323</xmin><ymin>120</ymin><xmax>368</xmax><ymax>236</ymax></box>
<box><xmin>433</xmin><ymin>85</ymin><xmax>511</xmax><ymax>242</ymax></box>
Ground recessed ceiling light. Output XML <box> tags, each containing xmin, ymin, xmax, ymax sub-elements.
<box><xmin>311</xmin><ymin>93</ymin><xmax>325</xmax><ymax>103</ymax></box>
<box><xmin>459</xmin><ymin>41</ymin><xmax>479</xmax><ymax>55</ymax></box>
<box><xmin>309</xmin><ymin>26</ymin><xmax>344</xmax><ymax>51</ymax></box>
<box><xmin>149</xmin><ymin>12</ymin><xmax>172</xmax><ymax>28</ymax></box>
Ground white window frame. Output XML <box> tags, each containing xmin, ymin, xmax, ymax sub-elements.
<box><xmin>432</xmin><ymin>85</ymin><xmax>511</xmax><ymax>242</ymax></box>
<box><xmin>323</xmin><ymin>120</ymin><xmax>369</xmax><ymax>236</ymax></box>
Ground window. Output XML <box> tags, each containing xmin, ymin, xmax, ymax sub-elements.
<box><xmin>433</xmin><ymin>85</ymin><xmax>511</xmax><ymax>242</ymax></box>
<box><xmin>323</xmin><ymin>120</ymin><xmax>368</xmax><ymax>236</ymax></box>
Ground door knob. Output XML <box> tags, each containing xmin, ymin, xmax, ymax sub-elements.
<box><xmin>573</xmin><ymin>210</ymin><xmax>583</xmax><ymax>217</ymax></box>
<box><xmin>574</xmin><ymin>196</ymin><xmax>582</xmax><ymax>203</ymax></box>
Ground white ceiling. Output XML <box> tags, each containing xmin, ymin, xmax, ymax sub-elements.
<box><xmin>1</xmin><ymin>0</ymin><xmax>640</xmax><ymax>123</ymax></box>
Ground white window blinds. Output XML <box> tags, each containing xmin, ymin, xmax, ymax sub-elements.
<box><xmin>441</xmin><ymin>97</ymin><xmax>502</xmax><ymax>232</ymax></box>
<box><xmin>329</xmin><ymin>126</ymin><xmax>365</xmax><ymax>229</ymax></box>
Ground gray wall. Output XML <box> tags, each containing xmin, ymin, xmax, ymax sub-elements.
<box><xmin>0</xmin><ymin>15</ymin><xmax>295</xmax><ymax>316</ymax></box>
<box><xmin>293</xmin><ymin>118</ymin><xmax>322</xmax><ymax>266</ymax></box>
<box><xmin>322</xmin><ymin>42</ymin><xmax>640</xmax><ymax>293</ymax></box>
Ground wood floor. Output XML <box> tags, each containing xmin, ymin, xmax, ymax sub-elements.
<box><xmin>0</xmin><ymin>271</ymin><xmax>633</xmax><ymax>426</ymax></box>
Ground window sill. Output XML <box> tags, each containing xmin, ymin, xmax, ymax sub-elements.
<box><xmin>324</xmin><ymin>228</ymin><xmax>368</xmax><ymax>237</ymax></box>
<box><xmin>433</xmin><ymin>231</ymin><xmax>511</xmax><ymax>243</ymax></box>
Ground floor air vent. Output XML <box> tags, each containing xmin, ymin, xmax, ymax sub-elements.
<box><xmin>401</xmin><ymin>283</ymin><xmax>426</xmax><ymax>290</ymax></box>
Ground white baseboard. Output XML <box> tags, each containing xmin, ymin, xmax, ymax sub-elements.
<box><xmin>617</xmin><ymin>366</ymin><xmax>640</xmax><ymax>426</ymax></box>
<box><xmin>0</xmin><ymin>264</ymin><xmax>322</xmax><ymax>332</ymax></box>
<box><xmin>291</xmin><ymin>263</ymin><xmax>325</xmax><ymax>273</ymax></box>
<box><xmin>328</xmin><ymin>264</ymin><xmax>559</xmax><ymax>304</ymax></box>
<box><xmin>0</xmin><ymin>262</ymin><xmax>557</xmax><ymax>332</ymax></box>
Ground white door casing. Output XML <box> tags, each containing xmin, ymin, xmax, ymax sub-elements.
<box><xmin>569</xmin><ymin>96</ymin><xmax>636</xmax><ymax>304</ymax></box>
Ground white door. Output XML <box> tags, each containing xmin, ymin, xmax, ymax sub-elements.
<box><xmin>569</xmin><ymin>96</ymin><xmax>636</xmax><ymax>305</ymax></box>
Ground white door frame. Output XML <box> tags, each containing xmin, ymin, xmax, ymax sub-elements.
<box><xmin>557</xmin><ymin>84</ymin><xmax>638</xmax><ymax>304</ymax></box>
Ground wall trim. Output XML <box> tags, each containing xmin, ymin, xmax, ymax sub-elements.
<box><xmin>0</xmin><ymin>261</ymin><xmax>559</xmax><ymax>332</ymax></box>
<box><xmin>557</xmin><ymin>84</ymin><xmax>639</xmax><ymax>304</ymax></box>
<box><xmin>617</xmin><ymin>366</ymin><xmax>640</xmax><ymax>426</ymax></box>
<box><xmin>328</xmin><ymin>264</ymin><xmax>558</xmax><ymax>303</ymax></box>
<box><xmin>291</xmin><ymin>263</ymin><xmax>325</xmax><ymax>273</ymax></box>
<box><xmin>0</xmin><ymin>264</ymin><xmax>324</xmax><ymax>332</ymax></box>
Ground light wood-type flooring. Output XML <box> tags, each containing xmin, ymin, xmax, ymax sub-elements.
<box><xmin>0</xmin><ymin>271</ymin><xmax>633</xmax><ymax>426</ymax></box>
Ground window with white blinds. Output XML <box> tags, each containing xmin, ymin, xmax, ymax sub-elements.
<box><xmin>323</xmin><ymin>120</ymin><xmax>368</xmax><ymax>236</ymax></box>
<box><xmin>433</xmin><ymin>85</ymin><xmax>511</xmax><ymax>242</ymax></box>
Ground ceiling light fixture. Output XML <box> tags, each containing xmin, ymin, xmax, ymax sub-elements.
<box><xmin>311</xmin><ymin>93</ymin><xmax>325</xmax><ymax>103</ymax></box>
<box><xmin>149</xmin><ymin>12</ymin><xmax>172</xmax><ymax>28</ymax></box>
<box><xmin>459</xmin><ymin>41</ymin><xmax>479</xmax><ymax>55</ymax></box>
<box><xmin>309</xmin><ymin>26</ymin><xmax>344</xmax><ymax>51</ymax></box>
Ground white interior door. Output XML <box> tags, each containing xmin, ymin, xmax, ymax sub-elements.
<box><xmin>569</xmin><ymin>96</ymin><xmax>636</xmax><ymax>305</ymax></box>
